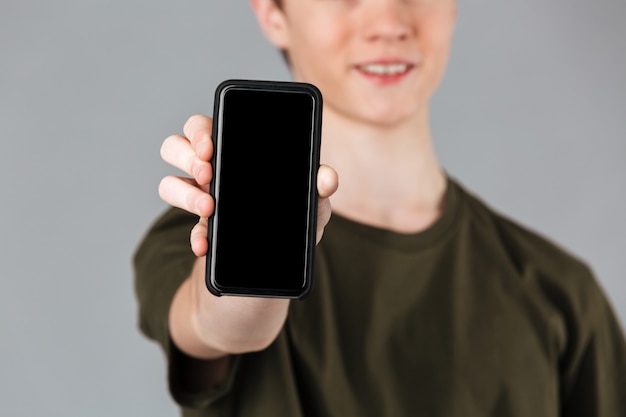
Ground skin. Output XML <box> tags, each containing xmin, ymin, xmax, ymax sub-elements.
<box><xmin>159</xmin><ymin>0</ymin><xmax>457</xmax><ymax>387</ymax></box>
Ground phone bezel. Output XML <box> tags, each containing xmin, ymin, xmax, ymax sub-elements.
<box><xmin>205</xmin><ymin>79</ymin><xmax>323</xmax><ymax>299</ymax></box>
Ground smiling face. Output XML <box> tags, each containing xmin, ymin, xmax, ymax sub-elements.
<box><xmin>251</xmin><ymin>0</ymin><xmax>457</xmax><ymax>128</ymax></box>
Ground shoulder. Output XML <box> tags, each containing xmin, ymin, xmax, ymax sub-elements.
<box><xmin>451</xmin><ymin>178</ymin><xmax>603</xmax><ymax>312</ymax></box>
<box><xmin>146</xmin><ymin>206</ymin><xmax>198</xmax><ymax>233</ymax></box>
<box><xmin>133</xmin><ymin>206</ymin><xmax>198</xmax><ymax>269</ymax></box>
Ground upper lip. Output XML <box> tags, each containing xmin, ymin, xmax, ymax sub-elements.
<box><xmin>354</xmin><ymin>58</ymin><xmax>417</xmax><ymax>67</ymax></box>
<box><xmin>357</xmin><ymin>58</ymin><xmax>415</xmax><ymax>65</ymax></box>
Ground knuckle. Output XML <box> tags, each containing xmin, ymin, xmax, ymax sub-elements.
<box><xmin>186</xmin><ymin>190</ymin><xmax>198</xmax><ymax>214</ymax></box>
<box><xmin>158</xmin><ymin>176</ymin><xmax>172</xmax><ymax>200</ymax></box>
<box><xmin>186</xmin><ymin>154</ymin><xmax>198</xmax><ymax>177</ymax></box>
<box><xmin>160</xmin><ymin>134</ymin><xmax>185</xmax><ymax>162</ymax></box>
<box><xmin>183</xmin><ymin>114</ymin><xmax>207</xmax><ymax>139</ymax></box>
<box><xmin>160</xmin><ymin>136</ymin><xmax>174</xmax><ymax>158</ymax></box>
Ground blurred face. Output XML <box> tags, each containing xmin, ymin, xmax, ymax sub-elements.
<box><xmin>254</xmin><ymin>0</ymin><xmax>457</xmax><ymax>128</ymax></box>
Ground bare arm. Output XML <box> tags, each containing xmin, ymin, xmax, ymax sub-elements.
<box><xmin>169</xmin><ymin>257</ymin><xmax>291</xmax><ymax>359</ymax></box>
<box><xmin>158</xmin><ymin>115</ymin><xmax>338</xmax><ymax>381</ymax></box>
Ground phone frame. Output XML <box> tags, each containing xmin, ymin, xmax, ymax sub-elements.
<box><xmin>205</xmin><ymin>79</ymin><xmax>323</xmax><ymax>299</ymax></box>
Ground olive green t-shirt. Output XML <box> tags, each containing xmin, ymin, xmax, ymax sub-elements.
<box><xmin>133</xmin><ymin>177</ymin><xmax>626</xmax><ymax>416</ymax></box>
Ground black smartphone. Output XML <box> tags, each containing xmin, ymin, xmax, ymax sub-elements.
<box><xmin>206</xmin><ymin>79</ymin><xmax>323</xmax><ymax>299</ymax></box>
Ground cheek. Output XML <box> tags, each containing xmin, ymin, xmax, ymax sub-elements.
<box><xmin>288</xmin><ymin>22</ymin><xmax>349</xmax><ymax>80</ymax></box>
<box><xmin>288</xmin><ymin>10</ymin><xmax>348</xmax><ymax>54</ymax></box>
<box><xmin>300</xmin><ymin>23</ymin><xmax>346</xmax><ymax>58</ymax></box>
<box><xmin>421</xmin><ymin>17</ymin><xmax>455</xmax><ymax>66</ymax></box>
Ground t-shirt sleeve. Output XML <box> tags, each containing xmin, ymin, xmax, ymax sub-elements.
<box><xmin>559</xmin><ymin>265</ymin><xmax>626</xmax><ymax>416</ymax></box>
<box><xmin>132</xmin><ymin>206</ymin><xmax>240</xmax><ymax>409</ymax></box>
<box><xmin>133</xmin><ymin>207</ymin><xmax>196</xmax><ymax>358</ymax></box>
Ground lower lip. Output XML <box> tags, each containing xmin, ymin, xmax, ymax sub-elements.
<box><xmin>356</xmin><ymin>66</ymin><xmax>414</xmax><ymax>86</ymax></box>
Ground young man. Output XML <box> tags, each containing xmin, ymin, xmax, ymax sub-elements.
<box><xmin>134</xmin><ymin>0</ymin><xmax>626</xmax><ymax>415</ymax></box>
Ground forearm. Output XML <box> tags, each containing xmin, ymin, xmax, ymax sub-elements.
<box><xmin>169</xmin><ymin>257</ymin><xmax>290</xmax><ymax>359</ymax></box>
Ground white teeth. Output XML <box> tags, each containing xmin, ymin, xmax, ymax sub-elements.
<box><xmin>360</xmin><ymin>63</ymin><xmax>409</xmax><ymax>75</ymax></box>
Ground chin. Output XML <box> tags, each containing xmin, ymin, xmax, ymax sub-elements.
<box><xmin>369</xmin><ymin>114</ymin><xmax>415</xmax><ymax>129</ymax></box>
<box><xmin>362</xmin><ymin>101</ymin><xmax>426</xmax><ymax>127</ymax></box>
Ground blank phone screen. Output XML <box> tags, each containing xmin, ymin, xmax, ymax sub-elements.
<box><xmin>209</xmin><ymin>84</ymin><xmax>321</xmax><ymax>297</ymax></box>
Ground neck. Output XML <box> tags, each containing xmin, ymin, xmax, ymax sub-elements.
<box><xmin>320</xmin><ymin>107</ymin><xmax>447</xmax><ymax>233</ymax></box>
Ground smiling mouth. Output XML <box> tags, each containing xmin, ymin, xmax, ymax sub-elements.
<box><xmin>356</xmin><ymin>63</ymin><xmax>413</xmax><ymax>76</ymax></box>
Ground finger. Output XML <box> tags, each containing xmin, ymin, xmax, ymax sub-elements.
<box><xmin>315</xmin><ymin>164</ymin><xmax>338</xmax><ymax>244</ymax></box>
<box><xmin>317</xmin><ymin>164</ymin><xmax>339</xmax><ymax>198</ymax></box>
<box><xmin>183</xmin><ymin>114</ymin><xmax>213</xmax><ymax>162</ymax></box>
<box><xmin>161</xmin><ymin>135</ymin><xmax>212</xmax><ymax>186</ymax></box>
<box><xmin>190</xmin><ymin>217</ymin><xmax>209</xmax><ymax>257</ymax></box>
<box><xmin>316</xmin><ymin>195</ymin><xmax>333</xmax><ymax>244</ymax></box>
<box><xmin>159</xmin><ymin>175</ymin><xmax>214</xmax><ymax>218</ymax></box>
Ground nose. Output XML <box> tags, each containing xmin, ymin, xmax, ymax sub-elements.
<box><xmin>360</xmin><ymin>0</ymin><xmax>412</xmax><ymax>43</ymax></box>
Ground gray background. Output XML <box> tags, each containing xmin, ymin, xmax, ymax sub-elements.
<box><xmin>1</xmin><ymin>1</ymin><xmax>624</xmax><ymax>416</ymax></box>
